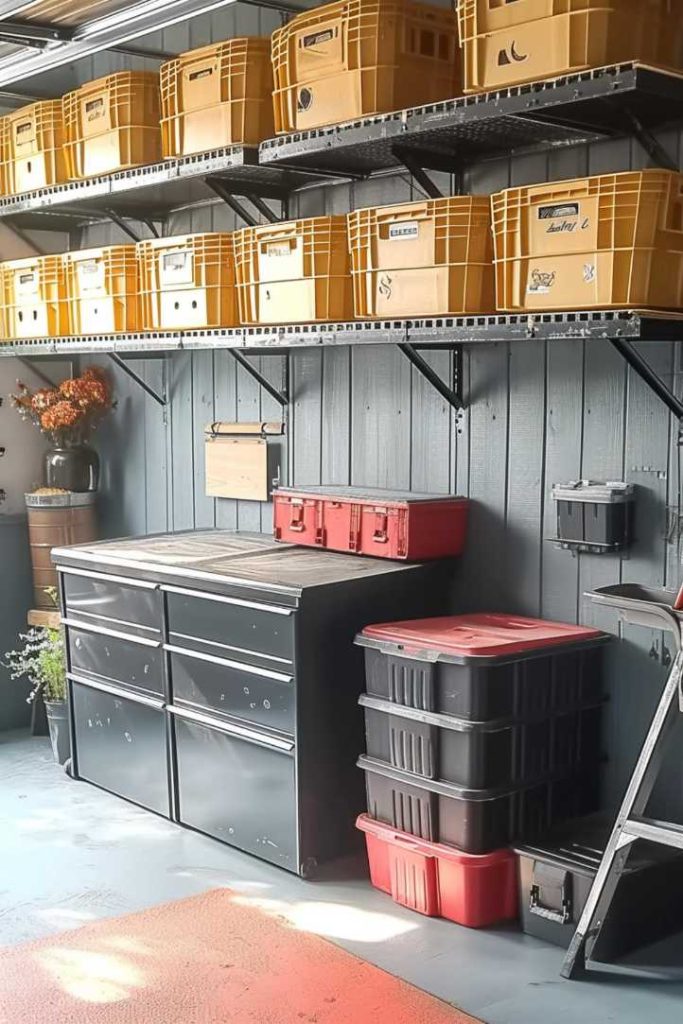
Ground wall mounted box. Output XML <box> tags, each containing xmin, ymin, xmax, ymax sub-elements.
<box><xmin>357</xmin><ymin>613</ymin><xmax>607</xmax><ymax>721</ymax></box>
<box><xmin>357</xmin><ymin>813</ymin><xmax>518</xmax><ymax>927</ymax></box>
<box><xmin>54</xmin><ymin>529</ymin><xmax>449</xmax><ymax>876</ymax></box>
<box><xmin>552</xmin><ymin>480</ymin><xmax>634</xmax><ymax>551</ymax></box>
<box><xmin>204</xmin><ymin>421</ymin><xmax>284</xmax><ymax>501</ymax></box>
<box><xmin>273</xmin><ymin>486</ymin><xmax>469</xmax><ymax>560</ymax></box>
<box><xmin>515</xmin><ymin>815</ymin><xmax>683</xmax><ymax>957</ymax></box>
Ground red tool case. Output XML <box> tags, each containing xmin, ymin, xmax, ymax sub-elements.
<box><xmin>356</xmin><ymin>813</ymin><xmax>517</xmax><ymax>927</ymax></box>
<box><xmin>272</xmin><ymin>486</ymin><xmax>469</xmax><ymax>560</ymax></box>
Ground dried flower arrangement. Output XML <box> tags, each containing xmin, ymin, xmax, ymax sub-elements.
<box><xmin>11</xmin><ymin>366</ymin><xmax>114</xmax><ymax>444</ymax></box>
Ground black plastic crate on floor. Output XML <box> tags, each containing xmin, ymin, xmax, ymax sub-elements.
<box><xmin>360</xmin><ymin>695</ymin><xmax>604</xmax><ymax>789</ymax></box>
<box><xmin>358</xmin><ymin>755</ymin><xmax>601</xmax><ymax>855</ymax></box>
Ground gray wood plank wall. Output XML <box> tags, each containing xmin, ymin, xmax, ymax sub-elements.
<box><xmin>72</xmin><ymin>23</ymin><xmax>683</xmax><ymax>816</ymax></box>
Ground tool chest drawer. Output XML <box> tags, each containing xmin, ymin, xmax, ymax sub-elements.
<box><xmin>67</xmin><ymin>621</ymin><xmax>164</xmax><ymax>699</ymax></box>
<box><xmin>71</xmin><ymin>678</ymin><xmax>169</xmax><ymax>817</ymax></box>
<box><xmin>62</xmin><ymin>570</ymin><xmax>162</xmax><ymax>634</ymax></box>
<box><xmin>165</xmin><ymin>587</ymin><xmax>295</xmax><ymax>666</ymax></box>
<box><xmin>172</xmin><ymin>709</ymin><xmax>298</xmax><ymax>871</ymax></box>
<box><xmin>167</xmin><ymin>646</ymin><xmax>295</xmax><ymax>735</ymax></box>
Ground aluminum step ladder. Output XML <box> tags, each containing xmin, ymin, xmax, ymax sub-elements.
<box><xmin>562</xmin><ymin>583</ymin><xmax>683</xmax><ymax>978</ymax></box>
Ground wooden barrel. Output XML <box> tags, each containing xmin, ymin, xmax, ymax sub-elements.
<box><xmin>25</xmin><ymin>493</ymin><xmax>97</xmax><ymax>608</ymax></box>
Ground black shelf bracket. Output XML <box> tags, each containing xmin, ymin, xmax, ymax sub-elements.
<box><xmin>205</xmin><ymin>177</ymin><xmax>287</xmax><ymax>225</ymax></box>
<box><xmin>617</xmin><ymin>104</ymin><xmax>679</xmax><ymax>172</ymax></box>
<box><xmin>392</xmin><ymin>145</ymin><xmax>444</xmax><ymax>199</ymax></box>
<box><xmin>230</xmin><ymin>351</ymin><xmax>289</xmax><ymax>408</ymax></box>
<box><xmin>104</xmin><ymin>209</ymin><xmax>144</xmax><ymax>244</ymax></box>
<box><xmin>108</xmin><ymin>353</ymin><xmax>167</xmax><ymax>406</ymax></box>
<box><xmin>399</xmin><ymin>342</ymin><xmax>464</xmax><ymax>410</ymax></box>
<box><xmin>610</xmin><ymin>337</ymin><xmax>683</xmax><ymax>442</ymax></box>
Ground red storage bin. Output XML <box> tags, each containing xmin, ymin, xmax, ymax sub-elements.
<box><xmin>272</xmin><ymin>486</ymin><xmax>469</xmax><ymax>561</ymax></box>
<box><xmin>357</xmin><ymin>813</ymin><xmax>517</xmax><ymax>926</ymax></box>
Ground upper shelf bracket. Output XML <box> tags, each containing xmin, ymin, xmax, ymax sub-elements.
<box><xmin>399</xmin><ymin>342</ymin><xmax>464</xmax><ymax>411</ymax></box>
<box><xmin>610</xmin><ymin>337</ymin><xmax>683</xmax><ymax>442</ymax></box>
<box><xmin>109</xmin><ymin>353</ymin><xmax>167</xmax><ymax>406</ymax></box>
<box><xmin>230</xmin><ymin>351</ymin><xmax>289</xmax><ymax>407</ymax></box>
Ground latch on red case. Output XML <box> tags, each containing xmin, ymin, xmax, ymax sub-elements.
<box><xmin>373</xmin><ymin>509</ymin><xmax>389</xmax><ymax>543</ymax></box>
<box><xmin>289</xmin><ymin>501</ymin><xmax>305</xmax><ymax>532</ymax></box>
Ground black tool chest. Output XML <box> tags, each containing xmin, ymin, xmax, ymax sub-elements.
<box><xmin>53</xmin><ymin>529</ymin><xmax>447</xmax><ymax>877</ymax></box>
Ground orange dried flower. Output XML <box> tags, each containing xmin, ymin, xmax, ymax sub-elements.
<box><xmin>40</xmin><ymin>400</ymin><xmax>82</xmax><ymax>432</ymax></box>
<box><xmin>31</xmin><ymin>388</ymin><xmax>59</xmax><ymax>413</ymax></box>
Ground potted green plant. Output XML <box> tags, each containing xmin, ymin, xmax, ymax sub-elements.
<box><xmin>4</xmin><ymin>596</ymin><xmax>69</xmax><ymax>765</ymax></box>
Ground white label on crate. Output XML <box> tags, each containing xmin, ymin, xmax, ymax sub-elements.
<box><xmin>302</xmin><ymin>29</ymin><xmax>334</xmax><ymax>47</ymax></box>
<box><xmin>77</xmin><ymin>259</ymin><xmax>105</xmax><ymax>293</ymax></box>
<box><xmin>16</xmin><ymin>121</ymin><xmax>33</xmax><ymax>139</ymax></box>
<box><xmin>85</xmin><ymin>97</ymin><xmax>105</xmax><ymax>122</ymax></box>
<box><xmin>527</xmin><ymin>269</ymin><xmax>556</xmax><ymax>295</ymax></box>
<box><xmin>266</xmin><ymin>242</ymin><xmax>291</xmax><ymax>257</ymax></box>
<box><xmin>16</xmin><ymin>271</ymin><xmax>36</xmax><ymax>294</ymax></box>
<box><xmin>389</xmin><ymin>222</ymin><xmax>419</xmax><ymax>240</ymax></box>
<box><xmin>189</xmin><ymin>67</ymin><xmax>213</xmax><ymax>81</ymax></box>
<box><xmin>538</xmin><ymin>202</ymin><xmax>589</xmax><ymax>235</ymax></box>
<box><xmin>160</xmin><ymin>250</ymin><xmax>193</xmax><ymax>286</ymax></box>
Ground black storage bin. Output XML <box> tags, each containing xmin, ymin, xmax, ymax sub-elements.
<box><xmin>360</xmin><ymin>694</ymin><xmax>603</xmax><ymax>789</ymax></box>
<box><xmin>515</xmin><ymin>815</ymin><xmax>683</xmax><ymax>958</ymax></box>
<box><xmin>552</xmin><ymin>480</ymin><xmax>634</xmax><ymax>550</ymax></box>
<box><xmin>358</xmin><ymin>755</ymin><xmax>599</xmax><ymax>855</ymax></box>
<box><xmin>357</xmin><ymin>615</ymin><xmax>607</xmax><ymax>722</ymax></box>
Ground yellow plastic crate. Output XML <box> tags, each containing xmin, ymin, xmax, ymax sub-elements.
<box><xmin>271</xmin><ymin>0</ymin><xmax>460</xmax><ymax>134</ymax></box>
<box><xmin>456</xmin><ymin>0</ymin><xmax>683</xmax><ymax>94</ymax></box>
<box><xmin>138</xmin><ymin>233</ymin><xmax>238</xmax><ymax>330</ymax></box>
<box><xmin>2</xmin><ymin>255</ymin><xmax>68</xmax><ymax>339</ymax></box>
<box><xmin>63</xmin><ymin>71</ymin><xmax>161</xmax><ymax>179</ymax></box>
<box><xmin>64</xmin><ymin>244</ymin><xmax>141</xmax><ymax>335</ymax></box>
<box><xmin>160</xmin><ymin>37</ymin><xmax>274</xmax><ymax>156</ymax></box>
<box><xmin>5</xmin><ymin>100</ymin><xmax>68</xmax><ymax>194</ymax></box>
<box><xmin>347</xmin><ymin>196</ymin><xmax>495</xmax><ymax>318</ymax></box>
<box><xmin>491</xmin><ymin>169</ymin><xmax>683</xmax><ymax>312</ymax></box>
<box><xmin>0</xmin><ymin>116</ymin><xmax>9</xmax><ymax>197</ymax></box>
<box><xmin>234</xmin><ymin>215</ymin><xmax>354</xmax><ymax>324</ymax></box>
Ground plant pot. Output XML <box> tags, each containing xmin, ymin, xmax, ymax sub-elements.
<box><xmin>45</xmin><ymin>700</ymin><xmax>70</xmax><ymax>765</ymax></box>
<box><xmin>45</xmin><ymin>443</ymin><xmax>99</xmax><ymax>493</ymax></box>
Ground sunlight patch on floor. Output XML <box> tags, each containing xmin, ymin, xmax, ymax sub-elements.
<box><xmin>232</xmin><ymin>894</ymin><xmax>418</xmax><ymax>943</ymax></box>
<box><xmin>35</xmin><ymin>946</ymin><xmax>145</xmax><ymax>1004</ymax></box>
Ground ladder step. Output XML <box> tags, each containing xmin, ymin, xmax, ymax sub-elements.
<box><xmin>623</xmin><ymin>816</ymin><xmax>683</xmax><ymax>850</ymax></box>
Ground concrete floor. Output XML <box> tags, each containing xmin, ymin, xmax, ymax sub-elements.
<box><xmin>2</xmin><ymin>730</ymin><xmax>683</xmax><ymax>1024</ymax></box>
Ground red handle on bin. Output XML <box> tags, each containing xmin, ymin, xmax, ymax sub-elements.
<box><xmin>675</xmin><ymin>581</ymin><xmax>683</xmax><ymax>611</ymax></box>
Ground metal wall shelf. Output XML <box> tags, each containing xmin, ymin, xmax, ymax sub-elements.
<box><xmin>259</xmin><ymin>64</ymin><xmax>683</xmax><ymax>176</ymax></box>
<box><xmin>0</xmin><ymin>146</ymin><xmax>333</xmax><ymax>229</ymax></box>
<box><xmin>1</xmin><ymin>311</ymin><xmax>680</xmax><ymax>356</ymax></box>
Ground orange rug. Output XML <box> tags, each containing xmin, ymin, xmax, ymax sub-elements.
<box><xmin>0</xmin><ymin>889</ymin><xmax>480</xmax><ymax>1024</ymax></box>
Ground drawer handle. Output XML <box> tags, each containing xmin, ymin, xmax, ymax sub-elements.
<box><xmin>63</xmin><ymin>618</ymin><xmax>161</xmax><ymax>648</ymax></box>
<box><xmin>163</xmin><ymin>585</ymin><xmax>293</xmax><ymax>616</ymax></box>
<box><xmin>59</xmin><ymin>566</ymin><xmax>159</xmax><ymax>590</ymax></box>
<box><xmin>168</xmin><ymin>704</ymin><xmax>294</xmax><ymax>752</ymax></box>
<box><xmin>68</xmin><ymin>672</ymin><xmax>165</xmax><ymax>709</ymax></box>
<box><xmin>166</xmin><ymin>643</ymin><xmax>292</xmax><ymax>682</ymax></box>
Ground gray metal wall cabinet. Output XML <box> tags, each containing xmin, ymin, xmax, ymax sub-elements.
<box><xmin>54</xmin><ymin>530</ymin><xmax>449</xmax><ymax>877</ymax></box>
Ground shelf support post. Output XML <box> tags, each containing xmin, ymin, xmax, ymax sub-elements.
<box><xmin>103</xmin><ymin>209</ymin><xmax>143</xmax><ymax>244</ymax></box>
<box><xmin>618</xmin><ymin>105</ymin><xmax>679</xmax><ymax>172</ymax></box>
<box><xmin>398</xmin><ymin>342</ymin><xmax>464</xmax><ymax>410</ymax></box>
<box><xmin>230</xmin><ymin>351</ymin><xmax>289</xmax><ymax>407</ymax></box>
<box><xmin>108</xmin><ymin>353</ymin><xmax>167</xmax><ymax>406</ymax></box>
<box><xmin>610</xmin><ymin>337</ymin><xmax>683</xmax><ymax>442</ymax></box>
<box><xmin>391</xmin><ymin>147</ymin><xmax>444</xmax><ymax>199</ymax></box>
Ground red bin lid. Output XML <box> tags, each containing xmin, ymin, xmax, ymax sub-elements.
<box><xmin>360</xmin><ymin>613</ymin><xmax>605</xmax><ymax>659</ymax></box>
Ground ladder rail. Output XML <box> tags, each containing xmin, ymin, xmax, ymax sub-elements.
<box><xmin>561</xmin><ymin>648</ymin><xmax>683</xmax><ymax>978</ymax></box>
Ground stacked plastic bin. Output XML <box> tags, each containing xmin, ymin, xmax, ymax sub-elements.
<box><xmin>355</xmin><ymin>612</ymin><xmax>608</xmax><ymax>927</ymax></box>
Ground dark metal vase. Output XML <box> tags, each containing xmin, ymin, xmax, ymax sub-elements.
<box><xmin>45</xmin><ymin>701</ymin><xmax>70</xmax><ymax>765</ymax></box>
<box><xmin>45</xmin><ymin>444</ymin><xmax>99</xmax><ymax>493</ymax></box>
